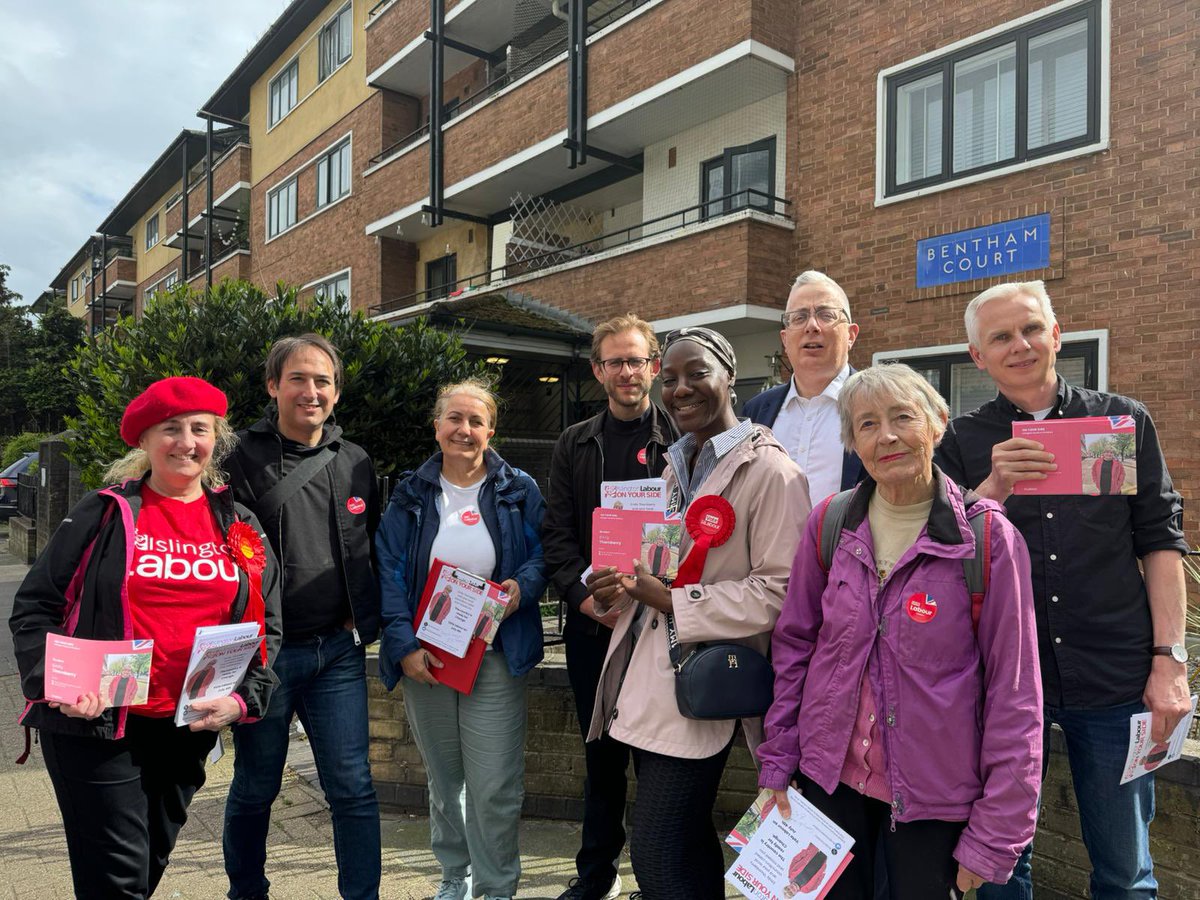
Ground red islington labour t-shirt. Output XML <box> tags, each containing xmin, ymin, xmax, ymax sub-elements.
<box><xmin>128</xmin><ymin>488</ymin><xmax>240</xmax><ymax>716</ymax></box>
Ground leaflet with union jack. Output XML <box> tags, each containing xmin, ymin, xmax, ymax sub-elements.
<box><xmin>1012</xmin><ymin>415</ymin><xmax>1137</xmax><ymax>496</ymax></box>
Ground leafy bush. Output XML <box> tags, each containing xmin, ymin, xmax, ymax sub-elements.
<box><xmin>67</xmin><ymin>280</ymin><xmax>490</xmax><ymax>487</ymax></box>
<box><xmin>2</xmin><ymin>432</ymin><xmax>46</xmax><ymax>468</ymax></box>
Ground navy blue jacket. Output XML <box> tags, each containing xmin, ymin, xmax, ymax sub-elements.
<box><xmin>376</xmin><ymin>449</ymin><xmax>546</xmax><ymax>689</ymax></box>
<box><xmin>742</xmin><ymin>379</ymin><xmax>864</xmax><ymax>492</ymax></box>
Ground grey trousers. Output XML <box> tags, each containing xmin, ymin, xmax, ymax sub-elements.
<box><xmin>403</xmin><ymin>651</ymin><xmax>529</xmax><ymax>897</ymax></box>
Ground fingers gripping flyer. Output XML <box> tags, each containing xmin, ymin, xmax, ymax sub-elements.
<box><xmin>725</xmin><ymin>788</ymin><xmax>855</xmax><ymax>900</ymax></box>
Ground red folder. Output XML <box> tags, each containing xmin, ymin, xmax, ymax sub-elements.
<box><xmin>414</xmin><ymin>559</ymin><xmax>487</xmax><ymax>694</ymax></box>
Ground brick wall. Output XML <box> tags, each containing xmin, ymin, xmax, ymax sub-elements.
<box><xmin>365</xmin><ymin>0</ymin><xmax>466</xmax><ymax>76</ymax></box>
<box><xmin>792</xmin><ymin>0</ymin><xmax>1200</xmax><ymax>532</ymax></box>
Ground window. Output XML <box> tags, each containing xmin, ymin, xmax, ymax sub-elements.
<box><xmin>878</xmin><ymin>339</ymin><xmax>1099</xmax><ymax>418</ymax></box>
<box><xmin>317</xmin><ymin>139</ymin><xmax>352</xmax><ymax>208</ymax></box>
<box><xmin>883</xmin><ymin>1</ymin><xmax>1100</xmax><ymax>197</ymax></box>
<box><xmin>699</xmin><ymin>137</ymin><xmax>776</xmax><ymax>219</ymax></box>
<box><xmin>269</xmin><ymin>60</ymin><xmax>299</xmax><ymax>126</ymax></box>
<box><xmin>313</xmin><ymin>271</ymin><xmax>350</xmax><ymax>303</ymax></box>
<box><xmin>145</xmin><ymin>214</ymin><xmax>160</xmax><ymax>251</ymax></box>
<box><xmin>164</xmin><ymin>271</ymin><xmax>179</xmax><ymax>290</ymax></box>
<box><xmin>71</xmin><ymin>278</ymin><xmax>78</xmax><ymax>301</ymax></box>
<box><xmin>268</xmin><ymin>178</ymin><xmax>298</xmax><ymax>238</ymax></box>
<box><xmin>319</xmin><ymin>3</ymin><xmax>353</xmax><ymax>82</ymax></box>
<box><xmin>426</xmin><ymin>255</ymin><xmax>457</xmax><ymax>299</ymax></box>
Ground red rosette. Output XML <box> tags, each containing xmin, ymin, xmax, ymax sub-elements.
<box><xmin>226</xmin><ymin>520</ymin><xmax>268</xmax><ymax>665</ymax></box>
<box><xmin>674</xmin><ymin>495</ymin><xmax>736</xmax><ymax>588</ymax></box>
<box><xmin>226</xmin><ymin>521</ymin><xmax>267</xmax><ymax>575</ymax></box>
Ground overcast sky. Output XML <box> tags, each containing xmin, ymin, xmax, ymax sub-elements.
<box><xmin>0</xmin><ymin>1</ymin><xmax>292</xmax><ymax>306</ymax></box>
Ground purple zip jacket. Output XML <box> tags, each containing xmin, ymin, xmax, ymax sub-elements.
<box><xmin>757</xmin><ymin>469</ymin><xmax>1042</xmax><ymax>885</ymax></box>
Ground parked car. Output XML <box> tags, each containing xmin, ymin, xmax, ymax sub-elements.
<box><xmin>0</xmin><ymin>452</ymin><xmax>38</xmax><ymax>520</ymax></box>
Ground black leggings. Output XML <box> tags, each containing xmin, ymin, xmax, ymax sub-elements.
<box><xmin>627</xmin><ymin>739</ymin><xmax>734</xmax><ymax>900</ymax></box>
<box><xmin>796</xmin><ymin>774</ymin><xmax>967</xmax><ymax>900</ymax></box>
<box><xmin>40</xmin><ymin>714</ymin><xmax>218</xmax><ymax>899</ymax></box>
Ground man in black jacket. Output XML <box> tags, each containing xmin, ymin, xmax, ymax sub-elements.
<box><xmin>544</xmin><ymin>314</ymin><xmax>678</xmax><ymax>900</ymax></box>
<box><xmin>222</xmin><ymin>334</ymin><xmax>382</xmax><ymax>900</ymax></box>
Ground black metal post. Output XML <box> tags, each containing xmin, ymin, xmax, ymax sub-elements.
<box><xmin>205</xmin><ymin>118</ymin><xmax>214</xmax><ymax>289</ymax></box>
<box><xmin>567</xmin><ymin>1</ymin><xmax>578</xmax><ymax>168</ymax></box>
<box><xmin>100</xmin><ymin>233</ymin><xmax>108</xmax><ymax>329</ymax></box>
<box><xmin>428</xmin><ymin>0</ymin><xmax>445</xmax><ymax>226</ymax></box>
<box><xmin>89</xmin><ymin>238</ymin><xmax>98</xmax><ymax>337</ymax></box>
<box><xmin>180</xmin><ymin>141</ymin><xmax>190</xmax><ymax>283</ymax></box>
<box><xmin>575</xmin><ymin>0</ymin><xmax>588</xmax><ymax>165</ymax></box>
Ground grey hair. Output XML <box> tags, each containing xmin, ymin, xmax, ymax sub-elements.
<box><xmin>791</xmin><ymin>270</ymin><xmax>852</xmax><ymax>322</ymax></box>
<box><xmin>965</xmin><ymin>280</ymin><xmax>1057</xmax><ymax>347</ymax></box>
<box><xmin>837</xmin><ymin>364</ymin><xmax>949</xmax><ymax>450</ymax></box>
<box><xmin>104</xmin><ymin>416</ymin><xmax>238</xmax><ymax>488</ymax></box>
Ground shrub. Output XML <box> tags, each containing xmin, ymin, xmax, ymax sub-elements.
<box><xmin>2</xmin><ymin>432</ymin><xmax>46</xmax><ymax>468</ymax></box>
<box><xmin>67</xmin><ymin>280</ymin><xmax>490</xmax><ymax>487</ymax></box>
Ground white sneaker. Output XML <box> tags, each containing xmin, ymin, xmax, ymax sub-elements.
<box><xmin>434</xmin><ymin>877</ymin><xmax>468</xmax><ymax>900</ymax></box>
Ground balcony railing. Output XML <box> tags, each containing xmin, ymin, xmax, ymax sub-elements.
<box><xmin>186</xmin><ymin>235</ymin><xmax>250</xmax><ymax>281</ymax></box>
<box><xmin>371</xmin><ymin>188</ymin><xmax>789</xmax><ymax>315</ymax></box>
<box><xmin>104</xmin><ymin>238</ymin><xmax>135</xmax><ymax>264</ymax></box>
<box><xmin>368</xmin><ymin>0</ymin><xmax>644</xmax><ymax>167</ymax></box>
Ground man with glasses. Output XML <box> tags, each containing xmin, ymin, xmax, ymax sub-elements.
<box><xmin>743</xmin><ymin>270</ymin><xmax>864</xmax><ymax>503</ymax></box>
<box><xmin>544</xmin><ymin>314</ymin><xmax>678</xmax><ymax>900</ymax></box>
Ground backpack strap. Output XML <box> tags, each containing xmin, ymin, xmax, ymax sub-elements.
<box><xmin>815</xmin><ymin>489</ymin><xmax>856</xmax><ymax>574</ymax></box>
<box><xmin>962</xmin><ymin>498</ymin><xmax>992</xmax><ymax>636</ymax></box>
<box><xmin>253</xmin><ymin>446</ymin><xmax>337</xmax><ymax>524</ymax></box>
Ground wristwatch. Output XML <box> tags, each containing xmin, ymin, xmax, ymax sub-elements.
<box><xmin>1151</xmin><ymin>643</ymin><xmax>1190</xmax><ymax>664</ymax></box>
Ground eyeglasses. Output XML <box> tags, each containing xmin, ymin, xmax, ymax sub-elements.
<box><xmin>598</xmin><ymin>356</ymin><xmax>653</xmax><ymax>374</ymax></box>
<box><xmin>781</xmin><ymin>307</ymin><xmax>849</xmax><ymax>328</ymax></box>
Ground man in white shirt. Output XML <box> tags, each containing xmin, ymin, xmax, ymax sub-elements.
<box><xmin>743</xmin><ymin>270</ymin><xmax>864</xmax><ymax>503</ymax></box>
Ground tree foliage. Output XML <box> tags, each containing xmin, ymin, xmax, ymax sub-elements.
<box><xmin>67</xmin><ymin>280</ymin><xmax>490</xmax><ymax>487</ymax></box>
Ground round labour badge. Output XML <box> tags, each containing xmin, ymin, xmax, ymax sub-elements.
<box><xmin>346</xmin><ymin>496</ymin><xmax>366</xmax><ymax>515</ymax></box>
<box><xmin>460</xmin><ymin>509</ymin><xmax>481</xmax><ymax>526</ymax></box>
<box><xmin>637</xmin><ymin>447</ymin><xmax>648</xmax><ymax>465</ymax></box>
<box><xmin>905</xmin><ymin>592</ymin><xmax>938</xmax><ymax>623</ymax></box>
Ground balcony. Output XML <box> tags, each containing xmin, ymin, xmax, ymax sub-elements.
<box><xmin>362</xmin><ymin>0</ymin><xmax>793</xmax><ymax>243</ymax></box>
<box><xmin>97</xmin><ymin>238</ymin><xmax>137</xmax><ymax>300</ymax></box>
<box><xmin>371</xmin><ymin>189</ymin><xmax>794</xmax><ymax>325</ymax></box>
<box><xmin>164</xmin><ymin>141</ymin><xmax>251</xmax><ymax>249</ymax></box>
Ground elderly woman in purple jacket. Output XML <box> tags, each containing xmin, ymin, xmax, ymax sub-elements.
<box><xmin>757</xmin><ymin>364</ymin><xmax>1042</xmax><ymax>899</ymax></box>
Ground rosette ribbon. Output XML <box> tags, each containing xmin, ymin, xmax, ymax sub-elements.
<box><xmin>226</xmin><ymin>521</ymin><xmax>268</xmax><ymax>665</ymax></box>
<box><xmin>673</xmin><ymin>494</ymin><xmax>736</xmax><ymax>588</ymax></box>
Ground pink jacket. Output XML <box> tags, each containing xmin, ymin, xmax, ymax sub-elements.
<box><xmin>757</xmin><ymin>472</ymin><xmax>1042</xmax><ymax>884</ymax></box>
<box><xmin>587</xmin><ymin>427</ymin><xmax>810</xmax><ymax>758</ymax></box>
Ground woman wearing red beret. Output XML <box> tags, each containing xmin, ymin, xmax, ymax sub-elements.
<box><xmin>8</xmin><ymin>376</ymin><xmax>282</xmax><ymax>899</ymax></box>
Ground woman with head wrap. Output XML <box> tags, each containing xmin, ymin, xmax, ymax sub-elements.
<box><xmin>585</xmin><ymin>327</ymin><xmax>810</xmax><ymax>898</ymax></box>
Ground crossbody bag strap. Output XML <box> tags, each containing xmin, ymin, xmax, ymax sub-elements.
<box><xmin>664</xmin><ymin>612</ymin><xmax>685</xmax><ymax>670</ymax></box>
<box><xmin>253</xmin><ymin>446</ymin><xmax>337</xmax><ymax>524</ymax></box>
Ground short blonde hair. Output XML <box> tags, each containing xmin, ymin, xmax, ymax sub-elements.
<box><xmin>104</xmin><ymin>416</ymin><xmax>238</xmax><ymax>488</ymax></box>
<box><xmin>838</xmin><ymin>364</ymin><xmax>949</xmax><ymax>450</ymax></box>
<box><xmin>433</xmin><ymin>378</ymin><xmax>499</xmax><ymax>428</ymax></box>
<box><xmin>590</xmin><ymin>314</ymin><xmax>659</xmax><ymax>364</ymax></box>
<box><xmin>965</xmin><ymin>280</ymin><xmax>1057</xmax><ymax>347</ymax></box>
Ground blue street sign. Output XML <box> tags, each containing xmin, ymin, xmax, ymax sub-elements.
<box><xmin>916</xmin><ymin>214</ymin><xmax>1051</xmax><ymax>289</ymax></box>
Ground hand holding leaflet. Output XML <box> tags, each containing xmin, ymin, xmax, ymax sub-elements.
<box><xmin>1120</xmin><ymin>695</ymin><xmax>1198</xmax><ymax>784</ymax></box>
<box><xmin>44</xmin><ymin>634</ymin><xmax>153</xmax><ymax>708</ymax></box>
<box><xmin>174</xmin><ymin>623</ymin><xmax>262</xmax><ymax>726</ymax></box>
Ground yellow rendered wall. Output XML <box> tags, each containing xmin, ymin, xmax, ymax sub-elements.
<box><xmin>67</xmin><ymin>262</ymin><xmax>91</xmax><ymax>319</ymax></box>
<box><xmin>133</xmin><ymin>184</ymin><xmax>184</xmax><ymax>284</ymax></box>
<box><xmin>415</xmin><ymin>222</ymin><xmax>489</xmax><ymax>294</ymax></box>
<box><xmin>248</xmin><ymin>0</ymin><xmax>373</xmax><ymax>184</ymax></box>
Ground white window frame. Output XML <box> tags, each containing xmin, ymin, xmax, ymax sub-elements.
<box><xmin>269</xmin><ymin>58</ymin><xmax>300</xmax><ymax>127</ymax></box>
<box><xmin>71</xmin><ymin>278</ymin><xmax>79</xmax><ymax>301</ymax></box>
<box><xmin>267</xmin><ymin>177</ymin><xmax>299</xmax><ymax>239</ymax></box>
<box><xmin>265</xmin><ymin>132</ymin><xmax>352</xmax><ymax>243</ymax></box>
<box><xmin>145</xmin><ymin>213</ymin><xmax>160</xmax><ymax>251</ymax></box>
<box><xmin>317</xmin><ymin>139</ymin><xmax>352</xmax><ymax>209</ymax></box>
<box><xmin>319</xmin><ymin>2</ymin><xmax>353</xmax><ymax>83</ymax></box>
<box><xmin>875</xmin><ymin>0</ymin><xmax>1109</xmax><ymax>206</ymax></box>
<box><xmin>306</xmin><ymin>268</ymin><xmax>352</xmax><ymax>304</ymax></box>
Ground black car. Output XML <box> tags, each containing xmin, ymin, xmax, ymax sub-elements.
<box><xmin>0</xmin><ymin>452</ymin><xmax>38</xmax><ymax>520</ymax></box>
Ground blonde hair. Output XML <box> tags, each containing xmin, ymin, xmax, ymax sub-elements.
<box><xmin>590</xmin><ymin>313</ymin><xmax>660</xmax><ymax>364</ymax></box>
<box><xmin>965</xmin><ymin>280</ymin><xmax>1057</xmax><ymax>347</ymax></box>
<box><xmin>837</xmin><ymin>364</ymin><xmax>949</xmax><ymax>450</ymax></box>
<box><xmin>104</xmin><ymin>416</ymin><xmax>238</xmax><ymax>488</ymax></box>
<box><xmin>433</xmin><ymin>378</ymin><xmax>499</xmax><ymax>428</ymax></box>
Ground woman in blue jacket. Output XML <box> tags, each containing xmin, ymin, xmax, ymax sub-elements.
<box><xmin>376</xmin><ymin>378</ymin><xmax>545</xmax><ymax>900</ymax></box>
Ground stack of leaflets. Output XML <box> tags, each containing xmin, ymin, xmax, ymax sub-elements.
<box><xmin>1120</xmin><ymin>695</ymin><xmax>1198</xmax><ymax>784</ymax></box>
<box><xmin>590</xmin><ymin>477</ymin><xmax>682</xmax><ymax>579</ymax></box>
<box><xmin>174</xmin><ymin>622</ymin><xmax>263</xmax><ymax>726</ymax></box>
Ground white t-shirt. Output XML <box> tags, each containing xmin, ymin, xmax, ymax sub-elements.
<box><xmin>427</xmin><ymin>475</ymin><xmax>497</xmax><ymax>581</ymax></box>
<box><xmin>771</xmin><ymin>365</ymin><xmax>850</xmax><ymax>504</ymax></box>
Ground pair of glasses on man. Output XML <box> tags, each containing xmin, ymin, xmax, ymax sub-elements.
<box><xmin>780</xmin><ymin>307</ymin><xmax>850</xmax><ymax>328</ymax></box>
<box><xmin>597</xmin><ymin>356</ymin><xmax>654</xmax><ymax>373</ymax></box>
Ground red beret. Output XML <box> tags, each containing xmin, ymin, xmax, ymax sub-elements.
<box><xmin>120</xmin><ymin>377</ymin><xmax>229</xmax><ymax>446</ymax></box>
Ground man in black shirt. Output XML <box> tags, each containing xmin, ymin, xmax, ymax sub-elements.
<box><xmin>223</xmin><ymin>334</ymin><xmax>382</xmax><ymax>900</ymax></box>
<box><xmin>935</xmin><ymin>282</ymin><xmax>1190</xmax><ymax>899</ymax></box>
<box><xmin>544</xmin><ymin>314</ymin><xmax>678</xmax><ymax>900</ymax></box>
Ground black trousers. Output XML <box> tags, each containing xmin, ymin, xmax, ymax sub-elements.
<box><xmin>627</xmin><ymin>740</ymin><xmax>734</xmax><ymax>900</ymax></box>
<box><xmin>41</xmin><ymin>714</ymin><xmax>218</xmax><ymax>899</ymax></box>
<box><xmin>565</xmin><ymin>627</ymin><xmax>631</xmax><ymax>889</ymax></box>
<box><xmin>796</xmin><ymin>774</ymin><xmax>967</xmax><ymax>900</ymax></box>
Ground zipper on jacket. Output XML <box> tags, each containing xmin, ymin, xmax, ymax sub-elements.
<box><xmin>890</xmin><ymin>793</ymin><xmax>904</xmax><ymax>831</ymax></box>
<box><xmin>352</xmin><ymin>627</ymin><xmax>362</xmax><ymax>646</ymax></box>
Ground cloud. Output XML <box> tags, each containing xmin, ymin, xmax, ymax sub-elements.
<box><xmin>0</xmin><ymin>0</ymin><xmax>290</xmax><ymax>304</ymax></box>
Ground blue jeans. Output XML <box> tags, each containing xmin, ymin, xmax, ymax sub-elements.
<box><xmin>978</xmin><ymin>701</ymin><xmax>1156</xmax><ymax>900</ymax></box>
<box><xmin>224</xmin><ymin>628</ymin><xmax>381</xmax><ymax>900</ymax></box>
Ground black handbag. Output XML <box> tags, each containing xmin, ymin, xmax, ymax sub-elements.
<box><xmin>665</xmin><ymin>613</ymin><xmax>773</xmax><ymax>720</ymax></box>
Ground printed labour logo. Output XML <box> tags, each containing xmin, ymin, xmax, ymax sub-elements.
<box><xmin>904</xmin><ymin>592</ymin><xmax>938</xmax><ymax>623</ymax></box>
<box><xmin>132</xmin><ymin>530</ymin><xmax>240</xmax><ymax>582</ymax></box>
